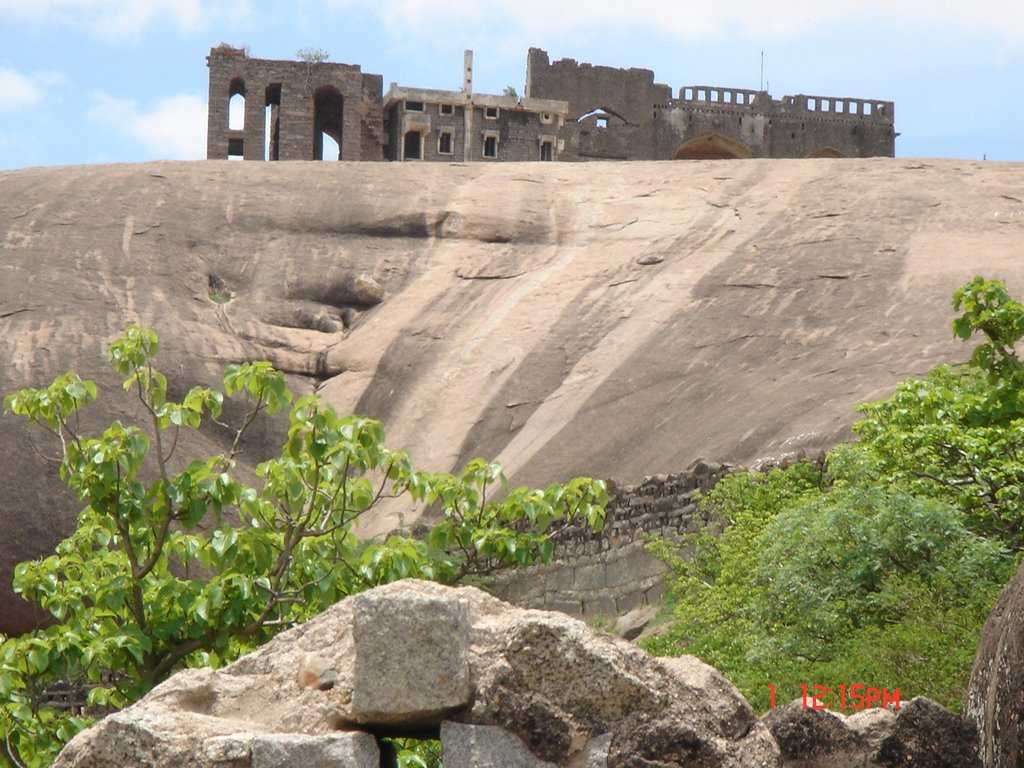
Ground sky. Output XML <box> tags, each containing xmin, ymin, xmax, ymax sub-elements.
<box><xmin>0</xmin><ymin>0</ymin><xmax>1022</xmax><ymax>169</ymax></box>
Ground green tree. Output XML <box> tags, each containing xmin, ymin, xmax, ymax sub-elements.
<box><xmin>0</xmin><ymin>326</ymin><xmax>607</xmax><ymax>766</ymax></box>
<box><xmin>856</xmin><ymin>276</ymin><xmax>1024</xmax><ymax>545</ymax></box>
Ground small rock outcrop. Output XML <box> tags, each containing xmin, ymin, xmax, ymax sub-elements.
<box><xmin>966</xmin><ymin>559</ymin><xmax>1024</xmax><ymax>768</ymax></box>
<box><xmin>54</xmin><ymin>579</ymin><xmax>780</xmax><ymax>768</ymax></box>
<box><xmin>763</xmin><ymin>697</ymin><xmax>981</xmax><ymax>768</ymax></box>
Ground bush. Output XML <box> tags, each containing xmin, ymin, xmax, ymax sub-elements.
<box><xmin>645</xmin><ymin>451</ymin><xmax>1012</xmax><ymax>712</ymax></box>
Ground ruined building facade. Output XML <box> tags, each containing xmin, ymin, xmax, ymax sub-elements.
<box><xmin>207</xmin><ymin>45</ymin><xmax>896</xmax><ymax>163</ymax></box>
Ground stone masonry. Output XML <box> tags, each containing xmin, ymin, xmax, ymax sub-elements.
<box><xmin>207</xmin><ymin>45</ymin><xmax>896</xmax><ymax>162</ymax></box>
<box><xmin>492</xmin><ymin>461</ymin><xmax>730</xmax><ymax>617</ymax></box>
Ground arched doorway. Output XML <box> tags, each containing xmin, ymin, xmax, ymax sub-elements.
<box><xmin>673</xmin><ymin>133</ymin><xmax>752</xmax><ymax>160</ymax></box>
<box><xmin>313</xmin><ymin>86</ymin><xmax>343</xmax><ymax>161</ymax></box>
<box><xmin>808</xmin><ymin>147</ymin><xmax>844</xmax><ymax>158</ymax></box>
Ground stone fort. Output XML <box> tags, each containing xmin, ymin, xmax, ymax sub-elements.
<box><xmin>207</xmin><ymin>44</ymin><xmax>896</xmax><ymax>163</ymax></box>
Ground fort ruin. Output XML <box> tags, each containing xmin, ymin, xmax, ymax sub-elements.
<box><xmin>207</xmin><ymin>45</ymin><xmax>897</xmax><ymax>163</ymax></box>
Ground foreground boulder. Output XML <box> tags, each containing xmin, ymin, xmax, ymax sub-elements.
<box><xmin>966</xmin><ymin>559</ymin><xmax>1024</xmax><ymax>768</ymax></box>
<box><xmin>55</xmin><ymin>579</ymin><xmax>779</xmax><ymax>767</ymax></box>
<box><xmin>764</xmin><ymin>696</ymin><xmax>981</xmax><ymax>767</ymax></box>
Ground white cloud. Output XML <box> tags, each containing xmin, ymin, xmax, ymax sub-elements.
<box><xmin>0</xmin><ymin>69</ymin><xmax>42</xmax><ymax>110</ymax></box>
<box><xmin>88</xmin><ymin>92</ymin><xmax>207</xmax><ymax>160</ymax></box>
<box><xmin>328</xmin><ymin>0</ymin><xmax>1024</xmax><ymax>42</ymax></box>
<box><xmin>0</xmin><ymin>67</ymin><xmax>70</xmax><ymax>111</ymax></box>
<box><xmin>0</xmin><ymin>0</ymin><xmax>250</xmax><ymax>40</ymax></box>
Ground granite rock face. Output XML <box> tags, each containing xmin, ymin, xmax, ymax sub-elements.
<box><xmin>54</xmin><ymin>579</ymin><xmax>780</xmax><ymax>768</ymax></box>
<box><xmin>5</xmin><ymin>159</ymin><xmax>1024</xmax><ymax>633</ymax></box>
<box><xmin>966</xmin><ymin>559</ymin><xmax>1024</xmax><ymax>768</ymax></box>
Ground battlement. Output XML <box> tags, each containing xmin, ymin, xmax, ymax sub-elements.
<box><xmin>673</xmin><ymin>86</ymin><xmax>893</xmax><ymax>122</ymax></box>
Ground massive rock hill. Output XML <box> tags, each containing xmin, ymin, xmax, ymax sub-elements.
<box><xmin>1</xmin><ymin>158</ymin><xmax>1022</xmax><ymax>633</ymax></box>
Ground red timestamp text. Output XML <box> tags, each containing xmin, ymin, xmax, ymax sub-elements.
<box><xmin>767</xmin><ymin>683</ymin><xmax>901</xmax><ymax>712</ymax></box>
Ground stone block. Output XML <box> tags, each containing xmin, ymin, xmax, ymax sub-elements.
<box><xmin>573</xmin><ymin>562</ymin><xmax>606</xmax><ymax>591</ymax></box>
<box><xmin>252</xmin><ymin>733</ymin><xmax>380</xmax><ymax>768</ymax></box>
<box><xmin>204</xmin><ymin>732</ymin><xmax>380</xmax><ymax>768</ymax></box>
<box><xmin>615</xmin><ymin>589</ymin><xmax>645</xmax><ymax>615</ymax></box>
<box><xmin>644</xmin><ymin>579</ymin><xmax>667</xmax><ymax>605</ymax></box>
<box><xmin>547</xmin><ymin>598</ymin><xmax>583</xmax><ymax>616</ymax></box>
<box><xmin>582</xmin><ymin>594</ymin><xmax>617</xmax><ymax>618</ymax></box>
<box><xmin>545</xmin><ymin>564</ymin><xmax>576</xmax><ymax>593</ymax></box>
<box><xmin>351</xmin><ymin>589</ymin><xmax>471</xmax><ymax>726</ymax></box>
<box><xmin>440</xmin><ymin>722</ymin><xmax>557</xmax><ymax>768</ymax></box>
<box><xmin>604</xmin><ymin>547</ymin><xmax>664</xmax><ymax>588</ymax></box>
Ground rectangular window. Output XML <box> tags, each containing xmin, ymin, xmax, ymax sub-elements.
<box><xmin>485</xmin><ymin>106</ymin><xmax>499</xmax><ymax>119</ymax></box>
<box><xmin>863</xmin><ymin>103</ymin><xmax>873</xmax><ymax>116</ymax></box>
<box><xmin>596</xmin><ymin>117</ymin><xmax>608</xmax><ymax>129</ymax></box>
<box><xmin>440</xmin><ymin>103</ymin><xmax>454</xmax><ymax>115</ymax></box>
<box><xmin>405</xmin><ymin>100</ymin><xmax>425</xmax><ymax>112</ymax></box>
<box><xmin>438</xmin><ymin>131</ymin><xmax>453</xmax><ymax>155</ymax></box>
<box><xmin>483</xmin><ymin>135</ymin><xmax>498</xmax><ymax>158</ymax></box>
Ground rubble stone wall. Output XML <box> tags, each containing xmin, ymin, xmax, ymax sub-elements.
<box><xmin>492</xmin><ymin>462</ymin><xmax>730</xmax><ymax>617</ymax></box>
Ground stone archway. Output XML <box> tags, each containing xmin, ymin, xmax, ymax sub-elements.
<box><xmin>313</xmin><ymin>85</ymin><xmax>344</xmax><ymax>161</ymax></box>
<box><xmin>808</xmin><ymin>147</ymin><xmax>844</xmax><ymax>158</ymax></box>
<box><xmin>673</xmin><ymin>133</ymin><xmax>752</xmax><ymax>160</ymax></box>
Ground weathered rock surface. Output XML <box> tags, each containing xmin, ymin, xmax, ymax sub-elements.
<box><xmin>966</xmin><ymin>559</ymin><xmax>1024</xmax><ymax>768</ymax></box>
<box><xmin>55</xmin><ymin>579</ymin><xmax>780</xmax><ymax>767</ymax></box>
<box><xmin>763</xmin><ymin>696</ymin><xmax>981</xmax><ymax>768</ymax></box>
<box><xmin>4</xmin><ymin>159</ymin><xmax>1024</xmax><ymax>633</ymax></box>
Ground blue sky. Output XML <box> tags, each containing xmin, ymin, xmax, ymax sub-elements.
<box><xmin>1</xmin><ymin>0</ymin><xmax>1022</xmax><ymax>169</ymax></box>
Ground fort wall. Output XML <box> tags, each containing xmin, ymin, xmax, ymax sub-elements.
<box><xmin>525</xmin><ymin>48</ymin><xmax>896</xmax><ymax>160</ymax></box>
<box><xmin>491</xmin><ymin>462</ymin><xmax>730</xmax><ymax>617</ymax></box>
<box><xmin>207</xmin><ymin>45</ymin><xmax>384</xmax><ymax>161</ymax></box>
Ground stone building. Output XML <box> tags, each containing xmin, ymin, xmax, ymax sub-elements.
<box><xmin>384</xmin><ymin>51</ymin><xmax>569</xmax><ymax>163</ymax></box>
<box><xmin>206</xmin><ymin>45</ymin><xmax>896</xmax><ymax>162</ymax></box>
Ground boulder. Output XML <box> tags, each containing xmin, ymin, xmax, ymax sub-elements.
<box><xmin>762</xmin><ymin>696</ymin><xmax>980</xmax><ymax>768</ymax></box>
<box><xmin>874</xmin><ymin>696</ymin><xmax>981</xmax><ymax>768</ymax></box>
<box><xmin>55</xmin><ymin>579</ymin><xmax>780</xmax><ymax>767</ymax></box>
<box><xmin>348</xmin><ymin>274</ymin><xmax>384</xmax><ymax>307</ymax></box>
<box><xmin>614</xmin><ymin>604</ymin><xmax>658</xmax><ymax>641</ymax></box>
<box><xmin>966</xmin><ymin>559</ymin><xmax>1024</xmax><ymax>768</ymax></box>
<box><xmin>52</xmin><ymin>704</ymin><xmax>379</xmax><ymax>768</ymax></box>
<box><xmin>762</xmin><ymin>701</ymin><xmax>864</xmax><ymax>765</ymax></box>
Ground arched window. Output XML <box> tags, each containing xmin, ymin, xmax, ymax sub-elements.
<box><xmin>228</xmin><ymin>77</ymin><xmax>246</xmax><ymax>131</ymax></box>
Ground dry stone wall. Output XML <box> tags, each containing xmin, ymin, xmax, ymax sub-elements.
<box><xmin>493</xmin><ymin>461</ymin><xmax>730</xmax><ymax>617</ymax></box>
